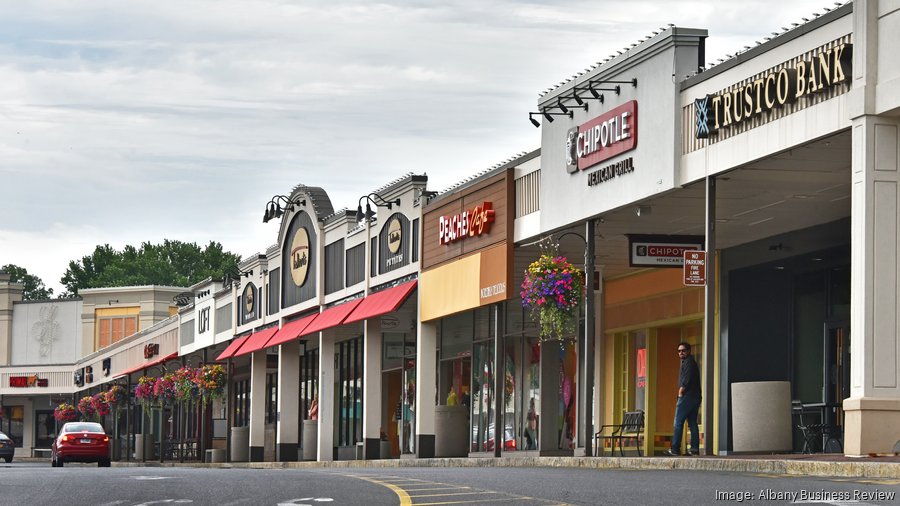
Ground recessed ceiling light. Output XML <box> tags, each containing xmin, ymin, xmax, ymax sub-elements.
<box><xmin>811</xmin><ymin>257</ymin><xmax>823</xmax><ymax>261</ymax></box>
<box><xmin>775</xmin><ymin>266</ymin><xmax>785</xmax><ymax>270</ymax></box>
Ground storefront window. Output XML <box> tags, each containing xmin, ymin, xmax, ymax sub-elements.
<box><xmin>34</xmin><ymin>410</ymin><xmax>55</xmax><ymax>448</ymax></box>
<box><xmin>1</xmin><ymin>406</ymin><xmax>24</xmax><ymax>447</ymax></box>
<box><xmin>471</xmin><ymin>340</ymin><xmax>494</xmax><ymax>452</ymax></box>
<box><xmin>335</xmin><ymin>336</ymin><xmax>363</xmax><ymax>448</ymax></box>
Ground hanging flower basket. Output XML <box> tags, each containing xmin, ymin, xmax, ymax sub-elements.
<box><xmin>77</xmin><ymin>396</ymin><xmax>96</xmax><ymax>421</ymax></box>
<box><xmin>54</xmin><ymin>402</ymin><xmax>78</xmax><ymax>423</ymax></box>
<box><xmin>91</xmin><ymin>393</ymin><xmax>110</xmax><ymax>419</ymax></box>
<box><xmin>134</xmin><ymin>376</ymin><xmax>157</xmax><ymax>413</ymax></box>
<box><xmin>105</xmin><ymin>385</ymin><xmax>128</xmax><ymax>408</ymax></box>
<box><xmin>196</xmin><ymin>364</ymin><xmax>226</xmax><ymax>405</ymax></box>
<box><xmin>520</xmin><ymin>254</ymin><xmax>585</xmax><ymax>342</ymax></box>
<box><xmin>172</xmin><ymin>367</ymin><xmax>199</xmax><ymax>404</ymax></box>
<box><xmin>153</xmin><ymin>373</ymin><xmax>177</xmax><ymax>406</ymax></box>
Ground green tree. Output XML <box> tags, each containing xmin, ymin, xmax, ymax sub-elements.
<box><xmin>60</xmin><ymin>240</ymin><xmax>241</xmax><ymax>297</ymax></box>
<box><xmin>1</xmin><ymin>264</ymin><xmax>54</xmax><ymax>300</ymax></box>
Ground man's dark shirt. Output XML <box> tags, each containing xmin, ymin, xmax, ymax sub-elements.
<box><xmin>679</xmin><ymin>355</ymin><xmax>701</xmax><ymax>400</ymax></box>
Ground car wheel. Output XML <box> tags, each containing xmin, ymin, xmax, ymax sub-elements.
<box><xmin>57</xmin><ymin>458</ymin><xmax>63</xmax><ymax>467</ymax></box>
<box><xmin>99</xmin><ymin>459</ymin><xmax>110</xmax><ymax>467</ymax></box>
<box><xmin>4</xmin><ymin>457</ymin><xmax>11</xmax><ymax>463</ymax></box>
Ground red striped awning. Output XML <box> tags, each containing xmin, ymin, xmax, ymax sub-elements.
<box><xmin>215</xmin><ymin>335</ymin><xmax>251</xmax><ymax>361</ymax></box>
<box><xmin>115</xmin><ymin>352</ymin><xmax>179</xmax><ymax>378</ymax></box>
<box><xmin>300</xmin><ymin>298</ymin><xmax>364</xmax><ymax>337</ymax></box>
<box><xmin>231</xmin><ymin>326</ymin><xmax>280</xmax><ymax>358</ymax></box>
<box><xmin>343</xmin><ymin>280</ymin><xmax>417</xmax><ymax>325</ymax></box>
<box><xmin>267</xmin><ymin>314</ymin><xmax>319</xmax><ymax>348</ymax></box>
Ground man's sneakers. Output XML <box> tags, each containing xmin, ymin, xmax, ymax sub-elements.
<box><xmin>664</xmin><ymin>448</ymin><xmax>699</xmax><ymax>456</ymax></box>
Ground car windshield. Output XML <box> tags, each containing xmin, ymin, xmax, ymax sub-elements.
<box><xmin>62</xmin><ymin>423</ymin><xmax>105</xmax><ymax>433</ymax></box>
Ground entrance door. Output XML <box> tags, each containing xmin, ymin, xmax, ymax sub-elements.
<box><xmin>823</xmin><ymin>321</ymin><xmax>850</xmax><ymax>428</ymax></box>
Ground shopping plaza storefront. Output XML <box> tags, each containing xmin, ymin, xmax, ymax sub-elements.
<box><xmin>2</xmin><ymin>1</ymin><xmax>899</xmax><ymax>460</ymax></box>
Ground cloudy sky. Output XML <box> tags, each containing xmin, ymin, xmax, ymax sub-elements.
<box><xmin>1</xmin><ymin>0</ymin><xmax>838</xmax><ymax>294</ymax></box>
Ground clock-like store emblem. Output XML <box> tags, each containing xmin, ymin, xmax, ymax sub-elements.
<box><xmin>387</xmin><ymin>217</ymin><xmax>402</xmax><ymax>254</ymax></box>
<box><xmin>290</xmin><ymin>227</ymin><xmax>311</xmax><ymax>287</ymax></box>
<box><xmin>243</xmin><ymin>284</ymin><xmax>255</xmax><ymax>314</ymax></box>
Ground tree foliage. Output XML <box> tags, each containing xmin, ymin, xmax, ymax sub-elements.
<box><xmin>60</xmin><ymin>240</ymin><xmax>241</xmax><ymax>297</ymax></box>
<box><xmin>0</xmin><ymin>264</ymin><xmax>54</xmax><ymax>300</ymax></box>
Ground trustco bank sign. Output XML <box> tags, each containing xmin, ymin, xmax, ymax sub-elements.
<box><xmin>566</xmin><ymin>100</ymin><xmax>638</xmax><ymax>173</ymax></box>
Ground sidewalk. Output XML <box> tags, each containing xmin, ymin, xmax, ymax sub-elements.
<box><xmin>21</xmin><ymin>453</ymin><xmax>898</xmax><ymax>480</ymax></box>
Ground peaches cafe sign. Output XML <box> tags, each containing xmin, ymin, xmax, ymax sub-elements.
<box><xmin>438</xmin><ymin>202</ymin><xmax>495</xmax><ymax>245</ymax></box>
<box><xmin>694</xmin><ymin>42</ymin><xmax>852</xmax><ymax>138</ymax></box>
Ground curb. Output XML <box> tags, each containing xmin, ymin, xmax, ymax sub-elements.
<box><xmin>107</xmin><ymin>456</ymin><xmax>900</xmax><ymax>479</ymax></box>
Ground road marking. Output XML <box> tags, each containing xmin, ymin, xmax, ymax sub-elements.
<box><xmin>342</xmin><ymin>473</ymin><xmax>570</xmax><ymax>505</ymax></box>
<box><xmin>278</xmin><ymin>498</ymin><xmax>334</xmax><ymax>505</ymax></box>
<box><xmin>132</xmin><ymin>476</ymin><xmax>172</xmax><ymax>480</ymax></box>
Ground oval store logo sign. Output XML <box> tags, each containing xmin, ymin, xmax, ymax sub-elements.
<box><xmin>290</xmin><ymin>227</ymin><xmax>310</xmax><ymax>287</ymax></box>
<box><xmin>387</xmin><ymin>217</ymin><xmax>402</xmax><ymax>254</ymax></box>
<box><xmin>566</xmin><ymin>100</ymin><xmax>637</xmax><ymax>173</ymax></box>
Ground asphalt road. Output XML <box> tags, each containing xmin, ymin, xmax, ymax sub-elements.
<box><xmin>1</xmin><ymin>460</ymin><xmax>898</xmax><ymax>506</ymax></box>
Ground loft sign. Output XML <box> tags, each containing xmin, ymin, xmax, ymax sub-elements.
<box><xmin>566</xmin><ymin>100</ymin><xmax>638</xmax><ymax>173</ymax></box>
<box><xmin>439</xmin><ymin>202</ymin><xmax>495</xmax><ymax>245</ymax></box>
<box><xmin>695</xmin><ymin>42</ymin><xmax>852</xmax><ymax>138</ymax></box>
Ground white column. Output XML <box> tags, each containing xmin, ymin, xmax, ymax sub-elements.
<box><xmin>416</xmin><ymin>320</ymin><xmax>437</xmax><ymax>457</ymax></box>
<box><xmin>277</xmin><ymin>340</ymin><xmax>300</xmax><ymax>461</ymax></box>
<box><xmin>362</xmin><ymin>319</ymin><xmax>383</xmax><ymax>459</ymax></box>
<box><xmin>844</xmin><ymin>0</ymin><xmax>900</xmax><ymax>456</ymax></box>
<box><xmin>248</xmin><ymin>351</ymin><xmax>267</xmax><ymax>461</ymax></box>
<box><xmin>317</xmin><ymin>332</ymin><xmax>335</xmax><ymax>461</ymax></box>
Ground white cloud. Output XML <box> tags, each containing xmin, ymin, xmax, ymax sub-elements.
<box><xmin>0</xmin><ymin>0</ymin><xmax>835</xmax><ymax>290</ymax></box>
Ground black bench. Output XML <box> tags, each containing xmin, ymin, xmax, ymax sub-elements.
<box><xmin>594</xmin><ymin>410</ymin><xmax>645</xmax><ymax>456</ymax></box>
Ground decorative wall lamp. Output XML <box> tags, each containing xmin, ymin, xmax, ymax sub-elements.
<box><xmin>262</xmin><ymin>195</ymin><xmax>306</xmax><ymax>223</ymax></box>
<box><xmin>357</xmin><ymin>193</ymin><xmax>400</xmax><ymax>222</ymax></box>
<box><xmin>528</xmin><ymin>110</ymin><xmax>572</xmax><ymax>128</ymax></box>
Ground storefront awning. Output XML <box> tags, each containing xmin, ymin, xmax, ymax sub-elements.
<box><xmin>231</xmin><ymin>326</ymin><xmax>280</xmax><ymax>358</ymax></box>
<box><xmin>214</xmin><ymin>335</ymin><xmax>251</xmax><ymax>361</ymax></box>
<box><xmin>299</xmin><ymin>298</ymin><xmax>364</xmax><ymax>337</ymax></box>
<box><xmin>267</xmin><ymin>313</ymin><xmax>319</xmax><ymax>348</ymax></box>
<box><xmin>343</xmin><ymin>280</ymin><xmax>417</xmax><ymax>325</ymax></box>
<box><xmin>115</xmin><ymin>352</ymin><xmax>179</xmax><ymax>378</ymax></box>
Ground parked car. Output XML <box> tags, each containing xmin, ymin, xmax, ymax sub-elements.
<box><xmin>0</xmin><ymin>431</ymin><xmax>14</xmax><ymax>463</ymax></box>
<box><xmin>51</xmin><ymin>422</ymin><xmax>110</xmax><ymax>467</ymax></box>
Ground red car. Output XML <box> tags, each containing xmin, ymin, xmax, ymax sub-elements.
<box><xmin>51</xmin><ymin>422</ymin><xmax>110</xmax><ymax>467</ymax></box>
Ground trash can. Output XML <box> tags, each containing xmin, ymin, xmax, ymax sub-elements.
<box><xmin>302</xmin><ymin>420</ymin><xmax>317</xmax><ymax>461</ymax></box>
<box><xmin>434</xmin><ymin>405</ymin><xmax>468</xmax><ymax>457</ymax></box>
<box><xmin>731</xmin><ymin>381</ymin><xmax>792</xmax><ymax>452</ymax></box>
<box><xmin>206</xmin><ymin>449</ymin><xmax>226</xmax><ymax>463</ymax></box>
<box><xmin>231</xmin><ymin>426</ymin><xmax>249</xmax><ymax>462</ymax></box>
<box><xmin>134</xmin><ymin>434</ymin><xmax>156</xmax><ymax>460</ymax></box>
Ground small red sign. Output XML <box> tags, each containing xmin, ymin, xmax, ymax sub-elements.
<box><xmin>9</xmin><ymin>375</ymin><xmax>48</xmax><ymax>387</ymax></box>
<box><xmin>683</xmin><ymin>250</ymin><xmax>707</xmax><ymax>286</ymax></box>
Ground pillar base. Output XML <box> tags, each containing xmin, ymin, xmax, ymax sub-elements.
<box><xmin>276</xmin><ymin>443</ymin><xmax>298</xmax><ymax>462</ymax></box>
<box><xmin>842</xmin><ymin>397</ymin><xmax>900</xmax><ymax>455</ymax></box>
<box><xmin>249</xmin><ymin>446</ymin><xmax>265</xmax><ymax>462</ymax></box>
<box><xmin>416</xmin><ymin>434</ymin><xmax>435</xmax><ymax>458</ymax></box>
<box><xmin>364</xmin><ymin>438</ymin><xmax>381</xmax><ymax>460</ymax></box>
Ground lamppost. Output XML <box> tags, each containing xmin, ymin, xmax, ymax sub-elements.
<box><xmin>553</xmin><ymin>219</ymin><xmax>597</xmax><ymax>457</ymax></box>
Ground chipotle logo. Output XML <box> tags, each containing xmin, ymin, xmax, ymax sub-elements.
<box><xmin>438</xmin><ymin>202</ymin><xmax>495</xmax><ymax>245</ymax></box>
<box><xmin>566</xmin><ymin>100</ymin><xmax>637</xmax><ymax>173</ymax></box>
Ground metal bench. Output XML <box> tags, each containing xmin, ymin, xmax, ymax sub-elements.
<box><xmin>594</xmin><ymin>410</ymin><xmax>645</xmax><ymax>457</ymax></box>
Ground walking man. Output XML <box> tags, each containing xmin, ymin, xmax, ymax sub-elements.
<box><xmin>666</xmin><ymin>342</ymin><xmax>701</xmax><ymax>456</ymax></box>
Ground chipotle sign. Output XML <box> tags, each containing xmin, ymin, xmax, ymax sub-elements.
<box><xmin>566</xmin><ymin>100</ymin><xmax>637</xmax><ymax>173</ymax></box>
<box><xmin>438</xmin><ymin>202</ymin><xmax>495</xmax><ymax>245</ymax></box>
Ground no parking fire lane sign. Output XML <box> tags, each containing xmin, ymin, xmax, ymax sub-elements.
<box><xmin>683</xmin><ymin>250</ymin><xmax>706</xmax><ymax>286</ymax></box>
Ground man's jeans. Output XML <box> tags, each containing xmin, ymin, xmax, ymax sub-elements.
<box><xmin>672</xmin><ymin>395</ymin><xmax>701</xmax><ymax>453</ymax></box>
